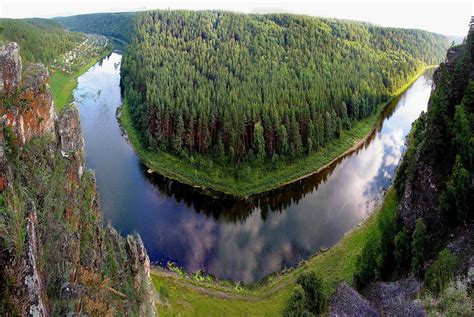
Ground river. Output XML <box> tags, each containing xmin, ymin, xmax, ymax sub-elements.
<box><xmin>74</xmin><ymin>52</ymin><xmax>433</xmax><ymax>283</ymax></box>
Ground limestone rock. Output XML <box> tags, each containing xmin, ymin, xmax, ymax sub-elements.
<box><xmin>21</xmin><ymin>202</ymin><xmax>49</xmax><ymax>316</ymax></box>
<box><xmin>0</xmin><ymin>42</ymin><xmax>22</xmax><ymax>94</ymax></box>
<box><xmin>328</xmin><ymin>282</ymin><xmax>379</xmax><ymax>317</ymax></box>
<box><xmin>57</xmin><ymin>103</ymin><xmax>84</xmax><ymax>180</ymax></box>
<box><xmin>362</xmin><ymin>277</ymin><xmax>425</xmax><ymax>317</ymax></box>
<box><xmin>125</xmin><ymin>234</ymin><xmax>155</xmax><ymax>317</ymax></box>
<box><xmin>23</xmin><ymin>63</ymin><xmax>49</xmax><ymax>92</ymax></box>
<box><xmin>397</xmin><ymin>151</ymin><xmax>441</xmax><ymax>232</ymax></box>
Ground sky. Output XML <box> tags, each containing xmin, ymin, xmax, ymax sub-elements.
<box><xmin>1</xmin><ymin>0</ymin><xmax>472</xmax><ymax>36</ymax></box>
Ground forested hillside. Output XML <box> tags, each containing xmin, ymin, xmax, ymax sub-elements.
<box><xmin>54</xmin><ymin>13</ymin><xmax>135</xmax><ymax>44</ymax></box>
<box><xmin>0</xmin><ymin>18</ymin><xmax>82</xmax><ymax>64</ymax></box>
<box><xmin>122</xmin><ymin>11</ymin><xmax>450</xmax><ymax>167</ymax></box>
<box><xmin>340</xmin><ymin>21</ymin><xmax>473</xmax><ymax>316</ymax></box>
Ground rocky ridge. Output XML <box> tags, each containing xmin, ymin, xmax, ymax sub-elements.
<box><xmin>0</xmin><ymin>43</ymin><xmax>154</xmax><ymax>316</ymax></box>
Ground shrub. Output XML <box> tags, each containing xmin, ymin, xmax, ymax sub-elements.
<box><xmin>284</xmin><ymin>285</ymin><xmax>312</xmax><ymax>317</ymax></box>
<box><xmin>423</xmin><ymin>278</ymin><xmax>472</xmax><ymax>316</ymax></box>
<box><xmin>393</xmin><ymin>229</ymin><xmax>411</xmax><ymax>272</ymax></box>
<box><xmin>353</xmin><ymin>233</ymin><xmax>382</xmax><ymax>288</ymax></box>
<box><xmin>411</xmin><ymin>218</ymin><xmax>427</xmax><ymax>278</ymax></box>
<box><xmin>284</xmin><ymin>272</ymin><xmax>327</xmax><ymax>316</ymax></box>
<box><xmin>424</xmin><ymin>249</ymin><xmax>456</xmax><ymax>294</ymax></box>
<box><xmin>297</xmin><ymin>272</ymin><xmax>327</xmax><ymax>314</ymax></box>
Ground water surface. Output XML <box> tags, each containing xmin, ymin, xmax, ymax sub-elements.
<box><xmin>75</xmin><ymin>52</ymin><xmax>433</xmax><ymax>283</ymax></box>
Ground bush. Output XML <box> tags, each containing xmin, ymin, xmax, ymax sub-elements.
<box><xmin>353</xmin><ymin>233</ymin><xmax>382</xmax><ymax>288</ymax></box>
<box><xmin>423</xmin><ymin>278</ymin><xmax>472</xmax><ymax>316</ymax></box>
<box><xmin>284</xmin><ymin>285</ymin><xmax>312</xmax><ymax>317</ymax></box>
<box><xmin>411</xmin><ymin>218</ymin><xmax>427</xmax><ymax>278</ymax></box>
<box><xmin>424</xmin><ymin>249</ymin><xmax>456</xmax><ymax>294</ymax></box>
<box><xmin>393</xmin><ymin>229</ymin><xmax>411</xmax><ymax>272</ymax></box>
<box><xmin>284</xmin><ymin>272</ymin><xmax>327</xmax><ymax>316</ymax></box>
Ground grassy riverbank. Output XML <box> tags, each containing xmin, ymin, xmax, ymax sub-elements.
<box><xmin>50</xmin><ymin>47</ymin><xmax>112</xmax><ymax>112</ymax></box>
<box><xmin>152</xmin><ymin>189</ymin><xmax>399</xmax><ymax>315</ymax></box>
<box><xmin>122</xmin><ymin>66</ymin><xmax>433</xmax><ymax>199</ymax></box>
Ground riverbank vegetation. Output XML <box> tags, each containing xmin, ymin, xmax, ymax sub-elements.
<box><xmin>122</xmin><ymin>66</ymin><xmax>430</xmax><ymax>198</ymax></box>
<box><xmin>50</xmin><ymin>37</ymin><xmax>112</xmax><ymax>111</ymax></box>
<box><xmin>121</xmin><ymin>10</ymin><xmax>449</xmax><ymax>196</ymax></box>
<box><xmin>151</xmin><ymin>189</ymin><xmax>399</xmax><ymax>315</ymax></box>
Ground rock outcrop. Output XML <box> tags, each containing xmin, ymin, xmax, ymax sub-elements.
<box><xmin>328</xmin><ymin>282</ymin><xmax>378</xmax><ymax>317</ymax></box>
<box><xmin>329</xmin><ymin>278</ymin><xmax>425</xmax><ymax>317</ymax></box>
<box><xmin>0</xmin><ymin>42</ymin><xmax>22</xmax><ymax>94</ymax></box>
<box><xmin>397</xmin><ymin>151</ymin><xmax>441</xmax><ymax>232</ymax></box>
<box><xmin>0</xmin><ymin>57</ymin><xmax>55</xmax><ymax>153</ymax></box>
<box><xmin>57</xmin><ymin>103</ymin><xmax>84</xmax><ymax>181</ymax></box>
<box><xmin>362</xmin><ymin>277</ymin><xmax>425</xmax><ymax>317</ymax></box>
<box><xmin>20</xmin><ymin>202</ymin><xmax>48</xmax><ymax>317</ymax></box>
<box><xmin>0</xmin><ymin>42</ymin><xmax>155</xmax><ymax>316</ymax></box>
<box><xmin>397</xmin><ymin>40</ymin><xmax>471</xmax><ymax>233</ymax></box>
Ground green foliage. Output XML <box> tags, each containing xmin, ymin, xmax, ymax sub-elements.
<box><xmin>54</xmin><ymin>13</ymin><xmax>134</xmax><ymax>43</ymax></box>
<box><xmin>297</xmin><ymin>272</ymin><xmax>327</xmax><ymax>314</ymax></box>
<box><xmin>284</xmin><ymin>285</ymin><xmax>312</xmax><ymax>317</ymax></box>
<box><xmin>122</xmin><ymin>10</ymin><xmax>449</xmax><ymax>165</ymax></box>
<box><xmin>439</xmin><ymin>155</ymin><xmax>471</xmax><ymax>224</ymax></box>
<box><xmin>285</xmin><ymin>272</ymin><xmax>327</xmax><ymax>316</ymax></box>
<box><xmin>393</xmin><ymin>229</ymin><xmax>411</xmax><ymax>272</ymax></box>
<box><xmin>411</xmin><ymin>218</ymin><xmax>427</xmax><ymax>278</ymax></box>
<box><xmin>423</xmin><ymin>278</ymin><xmax>472</xmax><ymax>316</ymax></box>
<box><xmin>394</xmin><ymin>114</ymin><xmax>425</xmax><ymax>196</ymax></box>
<box><xmin>0</xmin><ymin>18</ymin><xmax>82</xmax><ymax>64</ymax></box>
<box><xmin>452</xmin><ymin>104</ymin><xmax>472</xmax><ymax>167</ymax></box>
<box><xmin>424</xmin><ymin>249</ymin><xmax>456</xmax><ymax>294</ymax></box>
<box><xmin>353</xmin><ymin>190</ymin><xmax>398</xmax><ymax>288</ymax></box>
<box><xmin>353</xmin><ymin>233</ymin><xmax>382</xmax><ymax>288</ymax></box>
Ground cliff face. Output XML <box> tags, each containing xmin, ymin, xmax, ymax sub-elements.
<box><xmin>397</xmin><ymin>30</ymin><xmax>473</xmax><ymax>233</ymax></box>
<box><xmin>0</xmin><ymin>43</ymin><xmax>154</xmax><ymax>316</ymax></box>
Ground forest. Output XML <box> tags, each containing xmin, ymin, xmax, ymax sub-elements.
<box><xmin>121</xmin><ymin>10</ymin><xmax>450</xmax><ymax>165</ymax></box>
<box><xmin>0</xmin><ymin>18</ymin><xmax>82</xmax><ymax>64</ymax></box>
<box><xmin>54</xmin><ymin>13</ymin><xmax>135</xmax><ymax>44</ymax></box>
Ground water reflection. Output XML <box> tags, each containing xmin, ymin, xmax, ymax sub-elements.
<box><xmin>75</xmin><ymin>52</ymin><xmax>434</xmax><ymax>283</ymax></box>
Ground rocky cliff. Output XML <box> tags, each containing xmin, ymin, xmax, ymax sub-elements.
<box><xmin>0</xmin><ymin>43</ymin><xmax>154</xmax><ymax>316</ymax></box>
<box><xmin>328</xmin><ymin>20</ymin><xmax>473</xmax><ymax>316</ymax></box>
<box><xmin>396</xmin><ymin>22</ymin><xmax>473</xmax><ymax>234</ymax></box>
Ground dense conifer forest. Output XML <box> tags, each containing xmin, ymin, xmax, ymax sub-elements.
<box><xmin>54</xmin><ymin>13</ymin><xmax>135</xmax><ymax>44</ymax></box>
<box><xmin>121</xmin><ymin>11</ymin><xmax>450</xmax><ymax>165</ymax></box>
<box><xmin>0</xmin><ymin>18</ymin><xmax>82</xmax><ymax>64</ymax></box>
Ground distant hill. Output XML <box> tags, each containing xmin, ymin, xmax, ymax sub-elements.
<box><xmin>0</xmin><ymin>18</ymin><xmax>82</xmax><ymax>64</ymax></box>
<box><xmin>54</xmin><ymin>12</ymin><xmax>135</xmax><ymax>44</ymax></box>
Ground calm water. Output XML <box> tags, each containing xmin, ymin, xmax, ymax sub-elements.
<box><xmin>75</xmin><ymin>52</ymin><xmax>433</xmax><ymax>283</ymax></box>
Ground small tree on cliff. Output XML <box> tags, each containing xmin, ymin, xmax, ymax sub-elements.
<box><xmin>411</xmin><ymin>218</ymin><xmax>427</xmax><ymax>278</ymax></box>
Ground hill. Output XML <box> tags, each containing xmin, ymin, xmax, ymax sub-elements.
<box><xmin>0</xmin><ymin>18</ymin><xmax>82</xmax><ymax>64</ymax></box>
<box><xmin>54</xmin><ymin>13</ymin><xmax>135</xmax><ymax>44</ymax></box>
<box><xmin>120</xmin><ymin>10</ymin><xmax>450</xmax><ymax>197</ymax></box>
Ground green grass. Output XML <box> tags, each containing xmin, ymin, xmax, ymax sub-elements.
<box><xmin>152</xmin><ymin>189</ymin><xmax>399</xmax><ymax>315</ymax></box>
<box><xmin>122</xmin><ymin>66</ymin><xmax>432</xmax><ymax>199</ymax></box>
<box><xmin>152</xmin><ymin>275</ymin><xmax>289</xmax><ymax>316</ymax></box>
<box><xmin>50</xmin><ymin>48</ymin><xmax>111</xmax><ymax>112</ymax></box>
